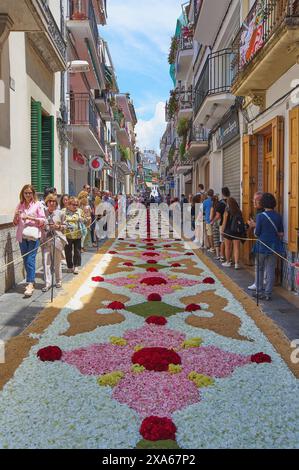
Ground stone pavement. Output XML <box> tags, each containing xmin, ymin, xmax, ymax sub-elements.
<box><xmin>0</xmin><ymin>243</ymin><xmax>104</xmax><ymax>342</ymax></box>
<box><xmin>202</xmin><ymin>248</ymin><xmax>299</xmax><ymax>341</ymax></box>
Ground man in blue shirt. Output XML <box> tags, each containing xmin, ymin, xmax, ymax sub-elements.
<box><xmin>254</xmin><ymin>193</ymin><xmax>284</xmax><ymax>301</ymax></box>
<box><xmin>203</xmin><ymin>189</ymin><xmax>214</xmax><ymax>251</ymax></box>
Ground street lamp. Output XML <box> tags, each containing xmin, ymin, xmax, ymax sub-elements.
<box><xmin>67</xmin><ymin>60</ymin><xmax>90</xmax><ymax>73</ymax></box>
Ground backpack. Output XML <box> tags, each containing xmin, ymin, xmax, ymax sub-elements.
<box><xmin>230</xmin><ymin>212</ymin><xmax>245</xmax><ymax>235</ymax></box>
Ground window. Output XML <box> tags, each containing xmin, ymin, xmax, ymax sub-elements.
<box><xmin>31</xmin><ymin>100</ymin><xmax>54</xmax><ymax>192</ymax></box>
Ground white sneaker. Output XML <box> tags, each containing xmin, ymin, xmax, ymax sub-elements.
<box><xmin>222</xmin><ymin>262</ymin><xmax>232</xmax><ymax>268</ymax></box>
<box><xmin>235</xmin><ymin>263</ymin><xmax>240</xmax><ymax>270</ymax></box>
<box><xmin>73</xmin><ymin>267</ymin><xmax>79</xmax><ymax>275</ymax></box>
<box><xmin>248</xmin><ymin>283</ymin><xmax>256</xmax><ymax>290</ymax></box>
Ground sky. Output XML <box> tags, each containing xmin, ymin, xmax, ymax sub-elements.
<box><xmin>101</xmin><ymin>0</ymin><xmax>182</xmax><ymax>153</ymax></box>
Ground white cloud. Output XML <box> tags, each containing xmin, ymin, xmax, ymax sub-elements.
<box><xmin>135</xmin><ymin>102</ymin><xmax>167</xmax><ymax>152</ymax></box>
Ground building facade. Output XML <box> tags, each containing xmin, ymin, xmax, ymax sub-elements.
<box><xmin>0</xmin><ymin>0</ymin><xmax>66</xmax><ymax>294</ymax></box>
<box><xmin>161</xmin><ymin>0</ymin><xmax>299</xmax><ymax>292</ymax></box>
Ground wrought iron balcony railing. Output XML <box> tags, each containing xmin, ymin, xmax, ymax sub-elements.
<box><xmin>39</xmin><ymin>0</ymin><xmax>66</xmax><ymax>62</ymax></box>
<box><xmin>178</xmin><ymin>33</ymin><xmax>194</xmax><ymax>51</ymax></box>
<box><xmin>232</xmin><ymin>0</ymin><xmax>299</xmax><ymax>78</ymax></box>
<box><xmin>68</xmin><ymin>92</ymin><xmax>100</xmax><ymax>138</ymax></box>
<box><xmin>190</xmin><ymin>125</ymin><xmax>209</xmax><ymax>142</ymax></box>
<box><xmin>194</xmin><ymin>48</ymin><xmax>234</xmax><ymax>117</ymax></box>
<box><xmin>68</xmin><ymin>0</ymin><xmax>99</xmax><ymax>45</ymax></box>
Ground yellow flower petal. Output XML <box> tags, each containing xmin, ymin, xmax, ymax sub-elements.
<box><xmin>97</xmin><ymin>371</ymin><xmax>124</xmax><ymax>387</ymax></box>
<box><xmin>131</xmin><ymin>364</ymin><xmax>146</xmax><ymax>373</ymax></box>
<box><xmin>168</xmin><ymin>364</ymin><xmax>182</xmax><ymax>374</ymax></box>
<box><xmin>134</xmin><ymin>345</ymin><xmax>144</xmax><ymax>352</ymax></box>
<box><xmin>188</xmin><ymin>372</ymin><xmax>214</xmax><ymax>388</ymax></box>
<box><xmin>181</xmin><ymin>338</ymin><xmax>203</xmax><ymax>349</ymax></box>
<box><xmin>110</xmin><ymin>336</ymin><xmax>127</xmax><ymax>346</ymax></box>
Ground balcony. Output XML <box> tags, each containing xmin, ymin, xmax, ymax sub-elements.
<box><xmin>67</xmin><ymin>0</ymin><xmax>104</xmax><ymax>89</ymax></box>
<box><xmin>193</xmin><ymin>0</ymin><xmax>231</xmax><ymax>46</ymax></box>
<box><xmin>113</xmin><ymin>111</ymin><xmax>131</xmax><ymax>148</ymax></box>
<box><xmin>0</xmin><ymin>0</ymin><xmax>66</xmax><ymax>72</ymax></box>
<box><xmin>187</xmin><ymin>125</ymin><xmax>209</xmax><ymax>160</ymax></box>
<box><xmin>232</xmin><ymin>0</ymin><xmax>299</xmax><ymax>97</ymax></box>
<box><xmin>176</xmin><ymin>30</ymin><xmax>194</xmax><ymax>80</ymax></box>
<box><xmin>94</xmin><ymin>90</ymin><xmax>113</xmax><ymax>121</ymax></box>
<box><xmin>193</xmin><ymin>48</ymin><xmax>235</xmax><ymax>128</ymax></box>
<box><xmin>68</xmin><ymin>92</ymin><xmax>105</xmax><ymax>155</ymax></box>
<box><xmin>177</xmin><ymin>86</ymin><xmax>193</xmax><ymax>119</ymax></box>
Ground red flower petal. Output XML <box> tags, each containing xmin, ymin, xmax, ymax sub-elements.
<box><xmin>108</xmin><ymin>251</ymin><xmax>117</xmax><ymax>254</ymax></box>
<box><xmin>164</xmin><ymin>245</ymin><xmax>172</xmax><ymax>248</ymax></box>
<box><xmin>129</xmin><ymin>244</ymin><xmax>136</xmax><ymax>247</ymax></box>
<box><xmin>37</xmin><ymin>346</ymin><xmax>62</xmax><ymax>362</ymax></box>
<box><xmin>146</xmin><ymin>267</ymin><xmax>158</xmax><ymax>272</ymax></box>
<box><xmin>147</xmin><ymin>293</ymin><xmax>162</xmax><ymax>302</ymax></box>
<box><xmin>143</xmin><ymin>252</ymin><xmax>159</xmax><ymax>257</ymax></box>
<box><xmin>251</xmin><ymin>352</ymin><xmax>272</xmax><ymax>364</ymax></box>
<box><xmin>146</xmin><ymin>316</ymin><xmax>167</xmax><ymax>325</ymax></box>
<box><xmin>186</xmin><ymin>303</ymin><xmax>201</xmax><ymax>312</ymax></box>
<box><xmin>132</xmin><ymin>347</ymin><xmax>181</xmax><ymax>372</ymax></box>
<box><xmin>203</xmin><ymin>277</ymin><xmax>215</xmax><ymax>284</ymax></box>
<box><xmin>141</xmin><ymin>277</ymin><xmax>167</xmax><ymax>286</ymax></box>
<box><xmin>140</xmin><ymin>416</ymin><xmax>177</xmax><ymax>441</ymax></box>
<box><xmin>171</xmin><ymin>263</ymin><xmax>181</xmax><ymax>268</ymax></box>
<box><xmin>147</xmin><ymin>260</ymin><xmax>157</xmax><ymax>264</ymax></box>
<box><xmin>185</xmin><ymin>252</ymin><xmax>193</xmax><ymax>256</ymax></box>
<box><xmin>123</xmin><ymin>262</ymin><xmax>134</xmax><ymax>267</ymax></box>
<box><xmin>107</xmin><ymin>301</ymin><xmax>125</xmax><ymax>310</ymax></box>
<box><xmin>91</xmin><ymin>276</ymin><xmax>104</xmax><ymax>282</ymax></box>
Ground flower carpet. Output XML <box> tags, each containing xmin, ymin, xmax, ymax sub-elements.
<box><xmin>0</xmin><ymin>212</ymin><xmax>299</xmax><ymax>449</ymax></box>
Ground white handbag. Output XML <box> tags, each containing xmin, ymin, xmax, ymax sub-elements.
<box><xmin>22</xmin><ymin>225</ymin><xmax>39</xmax><ymax>241</ymax></box>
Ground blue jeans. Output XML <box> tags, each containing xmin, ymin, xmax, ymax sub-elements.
<box><xmin>255</xmin><ymin>253</ymin><xmax>277</xmax><ymax>296</ymax></box>
<box><xmin>19</xmin><ymin>239</ymin><xmax>40</xmax><ymax>283</ymax></box>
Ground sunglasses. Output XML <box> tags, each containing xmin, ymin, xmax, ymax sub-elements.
<box><xmin>24</xmin><ymin>192</ymin><xmax>33</xmax><ymax>195</ymax></box>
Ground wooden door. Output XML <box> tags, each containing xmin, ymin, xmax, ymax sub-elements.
<box><xmin>263</xmin><ymin>133</ymin><xmax>273</xmax><ymax>193</ymax></box>
<box><xmin>242</xmin><ymin>134</ymin><xmax>258</xmax><ymax>265</ymax></box>
<box><xmin>289</xmin><ymin>108</ymin><xmax>299</xmax><ymax>253</ymax></box>
<box><xmin>271</xmin><ymin>116</ymin><xmax>284</xmax><ymax>214</ymax></box>
<box><xmin>204</xmin><ymin>161</ymin><xmax>210</xmax><ymax>190</ymax></box>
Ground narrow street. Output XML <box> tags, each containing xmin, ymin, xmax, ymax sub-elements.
<box><xmin>0</xmin><ymin>211</ymin><xmax>298</xmax><ymax>449</ymax></box>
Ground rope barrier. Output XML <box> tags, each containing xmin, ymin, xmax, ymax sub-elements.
<box><xmin>217</xmin><ymin>232</ymin><xmax>299</xmax><ymax>270</ymax></box>
<box><xmin>0</xmin><ymin>217</ymin><xmax>97</xmax><ymax>273</ymax></box>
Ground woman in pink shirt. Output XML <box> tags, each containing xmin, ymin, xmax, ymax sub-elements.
<box><xmin>13</xmin><ymin>185</ymin><xmax>45</xmax><ymax>297</ymax></box>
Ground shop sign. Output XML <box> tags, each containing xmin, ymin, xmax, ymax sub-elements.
<box><xmin>73</xmin><ymin>148</ymin><xmax>86</xmax><ymax>166</ymax></box>
<box><xmin>216</xmin><ymin>110</ymin><xmax>239</xmax><ymax>148</ymax></box>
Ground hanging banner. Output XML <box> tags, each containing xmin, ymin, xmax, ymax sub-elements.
<box><xmin>240</xmin><ymin>1</ymin><xmax>265</xmax><ymax>67</ymax></box>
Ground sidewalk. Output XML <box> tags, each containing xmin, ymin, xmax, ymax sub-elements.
<box><xmin>0</xmin><ymin>243</ymin><xmax>105</xmax><ymax>342</ymax></box>
<box><xmin>200</xmin><ymin>247</ymin><xmax>299</xmax><ymax>341</ymax></box>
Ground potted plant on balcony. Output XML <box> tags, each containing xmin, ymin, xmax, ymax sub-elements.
<box><xmin>168</xmin><ymin>93</ymin><xmax>178</xmax><ymax>119</ymax></box>
<box><xmin>168</xmin><ymin>36</ymin><xmax>178</xmax><ymax>65</ymax></box>
<box><xmin>72</xmin><ymin>0</ymin><xmax>87</xmax><ymax>20</ymax></box>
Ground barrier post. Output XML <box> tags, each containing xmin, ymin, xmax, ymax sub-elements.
<box><xmin>256</xmin><ymin>240</ymin><xmax>260</xmax><ymax>307</ymax></box>
<box><xmin>51</xmin><ymin>235</ymin><xmax>56</xmax><ymax>303</ymax></box>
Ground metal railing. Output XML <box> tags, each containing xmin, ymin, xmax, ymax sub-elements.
<box><xmin>190</xmin><ymin>125</ymin><xmax>209</xmax><ymax>142</ymax></box>
<box><xmin>68</xmin><ymin>0</ymin><xmax>99</xmax><ymax>45</ymax></box>
<box><xmin>232</xmin><ymin>0</ymin><xmax>299</xmax><ymax>77</ymax></box>
<box><xmin>39</xmin><ymin>0</ymin><xmax>66</xmax><ymax>60</ymax></box>
<box><xmin>194</xmin><ymin>48</ymin><xmax>233</xmax><ymax>117</ymax></box>
<box><xmin>178</xmin><ymin>33</ymin><xmax>194</xmax><ymax>51</ymax></box>
<box><xmin>68</xmin><ymin>92</ymin><xmax>99</xmax><ymax>137</ymax></box>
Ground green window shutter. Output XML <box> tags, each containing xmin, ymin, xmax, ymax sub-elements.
<box><xmin>41</xmin><ymin>115</ymin><xmax>54</xmax><ymax>190</ymax></box>
<box><xmin>31</xmin><ymin>100</ymin><xmax>42</xmax><ymax>192</ymax></box>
